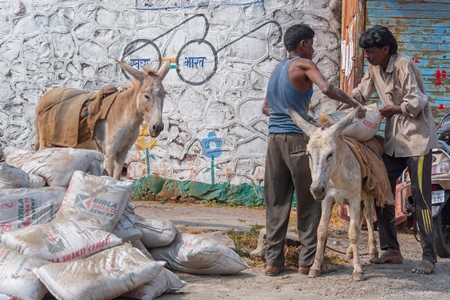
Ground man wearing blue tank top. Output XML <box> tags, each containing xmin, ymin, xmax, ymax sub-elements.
<box><xmin>262</xmin><ymin>24</ymin><xmax>365</xmax><ymax>276</ymax></box>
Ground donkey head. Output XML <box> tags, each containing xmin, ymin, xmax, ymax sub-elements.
<box><xmin>287</xmin><ymin>106</ymin><xmax>363</xmax><ymax>200</ymax></box>
<box><xmin>116</xmin><ymin>60</ymin><xmax>170</xmax><ymax>137</ymax></box>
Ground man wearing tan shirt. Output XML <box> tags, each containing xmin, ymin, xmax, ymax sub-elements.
<box><xmin>351</xmin><ymin>25</ymin><xmax>438</xmax><ymax>274</ymax></box>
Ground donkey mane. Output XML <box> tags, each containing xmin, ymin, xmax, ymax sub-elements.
<box><xmin>121</xmin><ymin>65</ymin><xmax>161</xmax><ymax>91</ymax></box>
<box><xmin>317</xmin><ymin>114</ymin><xmax>336</xmax><ymax>128</ymax></box>
<box><xmin>142</xmin><ymin>63</ymin><xmax>160</xmax><ymax>76</ymax></box>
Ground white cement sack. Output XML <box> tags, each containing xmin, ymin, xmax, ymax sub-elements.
<box><xmin>28</xmin><ymin>174</ymin><xmax>47</xmax><ymax>188</ymax></box>
<box><xmin>3</xmin><ymin>147</ymin><xmax>34</xmax><ymax>167</ymax></box>
<box><xmin>0</xmin><ymin>244</ymin><xmax>50</xmax><ymax>300</ymax></box>
<box><xmin>56</xmin><ymin>171</ymin><xmax>134</xmax><ymax>231</ymax></box>
<box><xmin>0</xmin><ymin>220</ymin><xmax>122</xmax><ymax>263</ymax></box>
<box><xmin>0</xmin><ymin>186</ymin><xmax>66</xmax><ymax>235</ymax></box>
<box><xmin>125</xmin><ymin>199</ymin><xmax>136</xmax><ymax>214</ymax></box>
<box><xmin>34</xmin><ymin>243</ymin><xmax>165</xmax><ymax>300</ymax></box>
<box><xmin>12</xmin><ymin>148</ymin><xmax>103</xmax><ymax>187</ymax></box>
<box><xmin>131</xmin><ymin>239</ymin><xmax>154</xmax><ymax>260</ymax></box>
<box><xmin>149</xmin><ymin>232</ymin><xmax>249</xmax><ymax>275</ymax></box>
<box><xmin>0</xmin><ymin>163</ymin><xmax>47</xmax><ymax>189</ymax></box>
<box><xmin>84</xmin><ymin>151</ymin><xmax>104</xmax><ymax>176</ymax></box>
<box><xmin>122</xmin><ymin>268</ymin><xmax>187</xmax><ymax>299</ymax></box>
<box><xmin>113</xmin><ymin>213</ymin><xmax>143</xmax><ymax>243</ymax></box>
<box><xmin>127</xmin><ymin>213</ymin><xmax>177</xmax><ymax>248</ymax></box>
<box><xmin>0</xmin><ymin>163</ymin><xmax>30</xmax><ymax>189</ymax></box>
<box><xmin>325</xmin><ymin>103</ymin><xmax>381</xmax><ymax>142</ymax></box>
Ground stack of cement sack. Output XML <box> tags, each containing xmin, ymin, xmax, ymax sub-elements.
<box><xmin>0</xmin><ymin>147</ymin><xmax>249</xmax><ymax>300</ymax></box>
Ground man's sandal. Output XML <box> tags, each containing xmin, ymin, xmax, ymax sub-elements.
<box><xmin>264</xmin><ymin>266</ymin><xmax>286</xmax><ymax>277</ymax></box>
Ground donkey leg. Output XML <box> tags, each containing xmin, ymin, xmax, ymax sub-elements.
<box><xmin>348</xmin><ymin>201</ymin><xmax>364</xmax><ymax>281</ymax></box>
<box><xmin>363</xmin><ymin>196</ymin><xmax>378</xmax><ymax>260</ymax></box>
<box><xmin>345</xmin><ymin>245</ymin><xmax>354</xmax><ymax>260</ymax></box>
<box><xmin>346</xmin><ymin>202</ymin><xmax>366</xmax><ymax>260</ymax></box>
<box><xmin>309</xmin><ymin>200</ymin><xmax>333</xmax><ymax>278</ymax></box>
<box><xmin>112</xmin><ymin>151</ymin><xmax>128</xmax><ymax>180</ymax></box>
<box><xmin>102</xmin><ymin>149</ymin><xmax>116</xmax><ymax>178</ymax></box>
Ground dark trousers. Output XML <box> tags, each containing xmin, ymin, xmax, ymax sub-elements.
<box><xmin>264</xmin><ymin>133</ymin><xmax>321</xmax><ymax>267</ymax></box>
<box><xmin>378</xmin><ymin>151</ymin><xmax>437</xmax><ymax>263</ymax></box>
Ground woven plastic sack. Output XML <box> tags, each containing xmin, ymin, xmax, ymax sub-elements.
<box><xmin>122</xmin><ymin>268</ymin><xmax>186</xmax><ymax>299</ymax></box>
<box><xmin>131</xmin><ymin>239</ymin><xmax>154</xmax><ymax>260</ymax></box>
<box><xmin>1</xmin><ymin>219</ymin><xmax>122</xmax><ymax>263</ymax></box>
<box><xmin>113</xmin><ymin>213</ymin><xmax>142</xmax><ymax>243</ymax></box>
<box><xmin>0</xmin><ymin>163</ymin><xmax>47</xmax><ymax>189</ymax></box>
<box><xmin>5</xmin><ymin>148</ymin><xmax>104</xmax><ymax>187</ymax></box>
<box><xmin>127</xmin><ymin>213</ymin><xmax>177</xmax><ymax>248</ymax></box>
<box><xmin>0</xmin><ymin>186</ymin><xmax>66</xmax><ymax>235</ymax></box>
<box><xmin>0</xmin><ymin>244</ymin><xmax>50</xmax><ymax>300</ymax></box>
<box><xmin>3</xmin><ymin>147</ymin><xmax>34</xmax><ymax>167</ymax></box>
<box><xmin>323</xmin><ymin>103</ymin><xmax>381</xmax><ymax>142</ymax></box>
<box><xmin>149</xmin><ymin>232</ymin><xmax>249</xmax><ymax>275</ymax></box>
<box><xmin>84</xmin><ymin>151</ymin><xmax>104</xmax><ymax>176</ymax></box>
<box><xmin>55</xmin><ymin>171</ymin><xmax>134</xmax><ymax>231</ymax></box>
<box><xmin>34</xmin><ymin>243</ymin><xmax>165</xmax><ymax>300</ymax></box>
<box><xmin>0</xmin><ymin>163</ymin><xmax>30</xmax><ymax>189</ymax></box>
<box><xmin>29</xmin><ymin>174</ymin><xmax>47</xmax><ymax>188</ymax></box>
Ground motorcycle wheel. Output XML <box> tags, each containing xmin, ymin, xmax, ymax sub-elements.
<box><xmin>433</xmin><ymin>204</ymin><xmax>450</xmax><ymax>258</ymax></box>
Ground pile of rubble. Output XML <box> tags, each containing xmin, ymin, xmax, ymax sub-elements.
<box><xmin>0</xmin><ymin>147</ymin><xmax>249</xmax><ymax>300</ymax></box>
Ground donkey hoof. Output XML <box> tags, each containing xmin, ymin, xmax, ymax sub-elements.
<box><xmin>308</xmin><ymin>269</ymin><xmax>322</xmax><ymax>278</ymax></box>
<box><xmin>352</xmin><ymin>271</ymin><xmax>365</xmax><ymax>281</ymax></box>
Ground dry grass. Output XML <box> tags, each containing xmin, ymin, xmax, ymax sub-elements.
<box><xmin>285</xmin><ymin>205</ymin><xmax>349</xmax><ymax>269</ymax></box>
<box><xmin>176</xmin><ymin>204</ymin><xmax>351</xmax><ymax>270</ymax></box>
<box><xmin>177</xmin><ymin>226</ymin><xmax>210</xmax><ymax>235</ymax></box>
<box><xmin>227</xmin><ymin>225</ymin><xmax>267</xmax><ymax>268</ymax></box>
<box><xmin>229</xmin><ymin>205</ymin><xmax>350</xmax><ymax>269</ymax></box>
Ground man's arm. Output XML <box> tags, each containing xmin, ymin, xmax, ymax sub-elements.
<box><xmin>262</xmin><ymin>97</ymin><xmax>270</xmax><ymax>116</ymax></box>
<box><xmin>303</xmin><ymin>60</ymin><xmax>363</xmax><ymax>109</ymax></box>
<box><xmin>338</xmin><ymin>90</ymin><xmax>365</xmax><ymax>111</ymax></box>
<box><xmin>379</xmin><ymin>104</ymin><xmax>402</xmax><ymax>118</ymax></box>
<box><xmin>397</xmin><ymin>60</ymin><xmax>429</xmax><ymax>118</ymax></box>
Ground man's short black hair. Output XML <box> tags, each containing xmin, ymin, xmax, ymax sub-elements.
<box><xmin>284</xmin><ymin>24</ymin><xmax>315</xmax><ymax>52</ymax></box>
<box><xmin>359</xmin><ymin>25</ymin><xmax>398</xmax><ymax>55</ymax></box>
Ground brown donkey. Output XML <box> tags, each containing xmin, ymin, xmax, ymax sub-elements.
<box><xmin>35</xmin><ymin>60</ymin><xmax>170</xmax><ymax>179</ymax></box>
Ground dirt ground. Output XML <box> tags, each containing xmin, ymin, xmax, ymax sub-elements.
<box><xmin>133</xmin><ymin>201</ymin><xmax>450</xmax><ymax>300</ymax></box>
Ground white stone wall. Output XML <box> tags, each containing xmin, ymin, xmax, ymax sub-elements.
<box><xmin>0</xmin><ymin>0</ymin><xmax>342</xmax><ymax>187</ymax></box>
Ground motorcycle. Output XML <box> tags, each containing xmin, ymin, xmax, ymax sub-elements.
<box><xmin>436</xmin><ymin>112</ymin><xmax>450</xmax><ymax>145</ymax></box>
<box><xmin>398</xmin><ymin>114</ymin><xmax>450</xmax><ymax>258</ymax></box>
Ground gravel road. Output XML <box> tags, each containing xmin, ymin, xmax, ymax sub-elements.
<box><xmin>133</xmin><ymin>201</ymin><xmax>450</xmax><ymax>300</ymax></box>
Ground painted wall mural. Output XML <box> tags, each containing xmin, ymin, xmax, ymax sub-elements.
<box><xmin>0</xmin><ymin>0</ymin><xmax>343</xmax><ymax>202</ymax></box>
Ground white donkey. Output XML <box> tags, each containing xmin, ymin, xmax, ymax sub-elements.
<box><xmin>287</xmin><ymin>106</ymin><xmax>378</xmax><ymax>281</ymax></box>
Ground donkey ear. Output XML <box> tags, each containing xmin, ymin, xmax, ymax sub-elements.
<box><xmin>330</xmin><ymin>106</ymin><xmax>361</xmax><ymax>136</ymax></box>
<box><xmin>116</xmin><ymin>59</ymin><xmax>145</xmax><ymax>82</ymax></box>
<box><xmin>287</xmin><ymin>108</ymin><xmax>316</xmax><ymax>136</ymax></box>
<box><xmin>157</xmin><ymin>61</ymin><xmax>170</xmax><ymax>80</ymax></box>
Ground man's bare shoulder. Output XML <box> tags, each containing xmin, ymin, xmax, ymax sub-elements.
<box><xmin>290</xmin><ymin>57</ymin><xmax>316</xmax><ymax>70</ymax></box>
